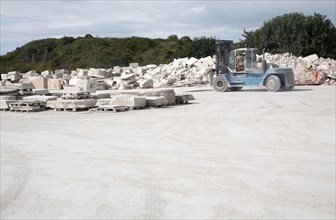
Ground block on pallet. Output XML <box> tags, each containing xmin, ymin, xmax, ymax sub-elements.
<box><xmin>23</xmin><ymin>95</ymin><xmax>58</xmax><ymax>102</ymax></box>
<box><xmin>145</xmin><ymin>96</ymin><xmax>168</xmax><ymax>107</ymax></box>
<box><xmin>110</xmin><ymin>94</ymin><xmax>146</xmax><ymax>108</ymax></box>
<box><xmin>47</xmin><ymin>99</ymin><xmax>97</xmax><ymax>110</ymax></box>
<box><xmin>142</xmin><ymin>88</ymin><xmax>176</xmax><ymax>104</ymax></box>
<box><xmin>9</xmin><ymin>100</ymin><xmax>46</xmax><ymax>112</ymax></box>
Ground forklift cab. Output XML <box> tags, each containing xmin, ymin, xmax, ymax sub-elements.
<box><xmin>228</xmin><ymin>48</ymin><xmax>258</xmax><ymax>73</ymax></box>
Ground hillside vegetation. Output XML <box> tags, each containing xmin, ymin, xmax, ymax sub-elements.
<box><xmin>0</xmin><ymin>35</ymin><xmax>216</xmax><ymax>73</ymax></box>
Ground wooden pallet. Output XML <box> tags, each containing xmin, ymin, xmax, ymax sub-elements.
<box><xmin>61</xmin><ymin>92</ymin><xmax>92</xmax><ymax>100</ymax></box>
<box><xmin>53</xmin><ymin>107</ymin><xmax>91</xmax><ymax>112</ymax></box>
<box><xmin>97</xmin><ymin>106</ymin><xmax>130</xmax><ymax>112</ymax></box>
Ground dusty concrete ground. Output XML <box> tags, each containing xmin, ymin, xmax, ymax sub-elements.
<box><xmin>1</xmin><ymin>85</ymin><xmax>335</xmax><ymax>219</ymax></box>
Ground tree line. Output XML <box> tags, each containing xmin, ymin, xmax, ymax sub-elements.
<box><xmin>0</xmin><ymin>13</ymin><xmax>334</xmax><ymax>73</ymax></box>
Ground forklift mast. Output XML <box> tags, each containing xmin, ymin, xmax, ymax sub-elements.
<box><xmin>215</xmin><ymin>40</ymin><xmax>233</xmax><ymax>75</ymax></box>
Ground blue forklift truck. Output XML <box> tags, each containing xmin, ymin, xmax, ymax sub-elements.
<box><xmin>212</xmin><ymin>40</ymin><xmax>295</xmax><ymax>92</ymax></box>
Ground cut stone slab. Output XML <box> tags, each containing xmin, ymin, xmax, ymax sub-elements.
<box><xmin>141</xmin><ymin>89</ymin><xmax>176</xmax><ymax>105</ymax></box>
<box><xmin>47</xmin><ymin>99</ymin><xmax>97</xmax><ymax>111</ymax></box>
<box><xmin>32</xmin><ymin>89</ymin><xmax>50</xmax><ymax>95</ymax></box>
<box><xmin>0</xmin><ymin>88</ymin><xmax>19</xmax><ymax>96</ymax></box>
<box><xmin>23</xmin><ymin>95</ymin><xmax>58</xmax><ymax>102</ymax></box>
<box><xmin>145</xmin><ymin>96</ymin><xmax>168</xmax><ymax>107</ymax></box>
<box><xmin>109</xmin><ymin>95</ymin><xmax>146</xmax><ymax>109</ymax></box>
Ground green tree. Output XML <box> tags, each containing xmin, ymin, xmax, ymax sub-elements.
<box><xmin>242</xmin><ymin>13</ymin><xmax>336</xmax><ymax>58</ymax></box>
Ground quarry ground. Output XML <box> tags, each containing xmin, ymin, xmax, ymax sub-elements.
<box><xmin>0</xmin><ymin>85</ymin><xmax>335</xmax><ymax>219</ymax></box>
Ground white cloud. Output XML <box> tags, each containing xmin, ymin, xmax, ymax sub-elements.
<box><xmin>0</xmin><ymin>0</ymin><xmax>335</xmax><ymax>55</ymax></box>
<box><xmin>192</xmin><ymin>6</ymin><xmax>206</xmax><ymax>13</ymax></box>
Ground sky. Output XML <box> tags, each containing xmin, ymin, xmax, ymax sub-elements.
<box><xmin>1</xmin><ymin>0</ymin><xmax>335</xmax><ymax>55</ymax></box>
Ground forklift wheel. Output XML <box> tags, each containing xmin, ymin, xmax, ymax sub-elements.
<box><xmin>213</xmin><ymin>76</ymin><xmax>229</xmax><ymax>92</ymax></box>
<box><xmin>266</xmin><ymin>75</ymin><xmax>281</xmax><ymax>92</ymax></box>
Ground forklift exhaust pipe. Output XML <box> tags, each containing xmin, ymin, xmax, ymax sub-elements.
<box><xmin>261</xmin><ymin>48</ymin><xmax>267</xmax><ymax>75</ymax></box>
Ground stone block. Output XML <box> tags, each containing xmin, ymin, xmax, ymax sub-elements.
<box><xmin>47</xmin><ymin>99</ymin><xmax>97</xmax><ymax>111</ymax></box>
<box><xmin>69</xmin><ymin>77</ymin><xmax>78</xmax><ymax>86</ymax></box>
<box><xmin>149</xmin><ymin>67</ymin><xmax>161</xmax><ymax>76</ymax></box>
<box><xmin>121</xmin><ymin>73</ymin><xmax>135</xmax><ymax>80</ymax></box>
<box><xmin>76</xmin><ymin>78</ymin><xmax>97</xmax><ymax>92</ymax></box>
<box><xmin>63</xmin><ymin>85</ymin><xmax>81</xmax><ymax>92</ymax></box>
<box><xmin>88</xmin><ymin>68</ymin><xmax>108</xmax><ymax>78</ymax></box>
<box><xmin>32</xmin><ymin>89</ymin><xmax>50</xmax><ymax>95</ymax></box>
<box><xmin>41</xmin><ymin>70</ymin><xmax>53</xmax><ymax>76</ymax></box>
<box><xmin>1</xmin><ymin>74</ymin><xmax>7</xmax><ymax>80</ymax></box>
<box><xmin>7</xmin><ymin>71</ymin><xmax>21</xmax><ymax>81</ymax></box>
<box><xmin>145</xmin><ymin>96</ymin><xmax>168</xmax><ymax>107</ymax></box>
<box><xmin>109</xmin><ymin>94</ymin><xmax>146</xmax><ymax>108</ymax></box>
<box><xmin>147</xmin><ymin>64</ymin><xmax>157</xmax><ymax>70</ymax></box>
<box><xmin>91</xmin><ymin>92</ymin><xmax>111</xmax><ymax>99</ymax></box>
<box><xmin>26</xmin><ymin>70</ymin><xmax>38</xmax><ymax>75</ymax></box>
<box><xmin>23</xmin><ymin>95</ymin><xmax>58</xmax><ymax>102</ymax></box>
<box><xmin>0</xmin><ymin>88</ymin><xmax>19</xmax><ymax>96</ymax></box>
<box><xmin>0</xmin><ymin>95</ymin><xmax>16</xmax><ymax>110</ymax></box>
<box><xmin>141</xmin><ymin>89</ymin><xmax>176</xmax><ymax>105</ymax></box>
<box><xmin>138</xmin><ymin>79</ymin><xmax>153</xmax><ymax>88</ymax></box>
<box><xmin>200</xmin><ymin>56</ymin><xmax>215</xmax><ymax>67</ymax></box>
<box><xmin>77</xmin><ymin>69</ymin><xmax>88</xmax><ymax>77</ymax></box>
<box><xmin>28</xmin><ymin>76</ymin><xmax>48</xmax><ymax>89</ymax></box>
<box><xmin>186</xmin><ymin>57</ymin><xmax>198</xmax><ymax>67</ymax></box>
<box><xmin>48</xmin><ymin>78</ymin><xmax>63</xmax><ymax>90</ymax></box>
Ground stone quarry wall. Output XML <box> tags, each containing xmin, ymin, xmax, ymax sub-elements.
<box><xmin>1</xmin><ymin>53</ymin><xmax>335</xmax><ymax>91</ymax></box>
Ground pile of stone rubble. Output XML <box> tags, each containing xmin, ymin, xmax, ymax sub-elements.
<box><xmin>1</xmin><ymin>53</ymin><xmax>335</xmax><ymax>95</ymax></box>
<box><xmin>262</xmin><ymin>53</ymin><xmax>336</xmax><ymax>85</ymax></box>
<box><xmin>0</xmin><ymin>56</ymin><xmax>215</xmax><ymax>92</ymax></box>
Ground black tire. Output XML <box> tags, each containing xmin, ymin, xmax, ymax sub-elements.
<box><xmin>213</xmin><ymin>76</ymin><xmax>229</xmax><ymax>92</ymax></box>
<box><xmin>231</xmin><ymin>87</ymin><xmax>243</xmax><ymax>91</ymax></box>
<box><xmin>265</xmin><ymin>75</ymin><xmax>281</xmax><ymax>92</ymax></box>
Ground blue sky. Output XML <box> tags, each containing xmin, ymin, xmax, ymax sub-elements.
<box><xmin>1</xmin><ymin>0</ymin><xmax>335</xmax><ymax>55</ymax></box>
